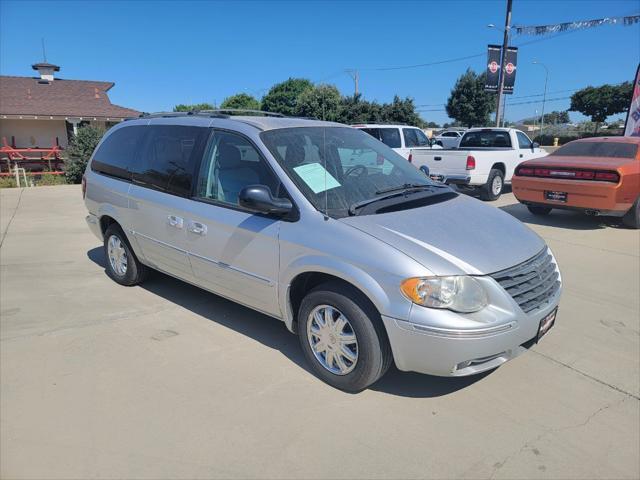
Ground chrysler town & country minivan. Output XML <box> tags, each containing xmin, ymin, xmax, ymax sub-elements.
<box><xmin>84</xmin><ymin>112</ymin><xmax>562</xmax><ymax>392</ymax></box>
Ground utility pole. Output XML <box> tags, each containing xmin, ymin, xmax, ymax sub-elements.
<box><xmin>495</xmin><ymin>0</ymin><xmax>513</xmax><ymax>127</ymax></box>
<box><xmin>533</xmin><ymin>60</ymin><xmax>549</xmax><ymax>136</ymax></box>
<box><xmin>346</xmin><ymin>69</ymin><xmax>359</xmax><ymax>96</ymax></box>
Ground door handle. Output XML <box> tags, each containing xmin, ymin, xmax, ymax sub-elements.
<box><xmin>188</xmin><ymin>221</ymin><xmax>207</xmax><ymax>235</ymax></box>
<box><xmin>519</xmin><ymin>154</ymin><xmax>523</xmax><ymax>158</ymax></box>
<box><xmin>167</xmin><ymin>215</ymin><xmax>184</xmax><ymax>229</ymax></box>
<box><xmin>434</xmin><ymin>156</ymin><xmax>442</xmax><ymax>161</ymax></box>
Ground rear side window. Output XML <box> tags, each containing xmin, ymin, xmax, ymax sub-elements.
<box><xmin>553</xmin><ymin>141</ymin><xmax>638</xmax><ymax>159</ymax></box>
<box><xmin>91</xmin><ymin>126</ymin><xmax>146</xmax><ymax>180</ymax></box>
<box><xmin>378</xmin><ymin>128</ymin><xmax>401</xmax><ymax>148</ymax></box>
<box><xmin>134</xmin><ymin>125</ymin><xmax>209</xmax><ymax>196</ymax></box>
<box><xmin>361</xmin><ymin>128</ymin><xmax>381</xmax><ymax>141</ymax></box>
<box><xmin>442</xmin><ymin>132</ymin><xmax>459</xmax><ymax>137</ymax></box>
<box><xmin>460</xmin><ymin>131</ymin><xmax>512</xmax><ymax>148</ymax></box>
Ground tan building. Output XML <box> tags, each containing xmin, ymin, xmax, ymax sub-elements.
<box><xmin>0</xmin><ymin>62</ymin><xmax>140</xmax><ymax>149</ymax></box>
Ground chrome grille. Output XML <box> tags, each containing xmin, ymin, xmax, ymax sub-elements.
<box><xmin>491</xmin><ymin>248</ymin><xmax>560</xmax><ymax>314</ymax></box>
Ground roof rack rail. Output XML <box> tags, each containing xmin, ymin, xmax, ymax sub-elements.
<box><xmin>198</xmin><ymin>109</ymin><xmax>285</xmax><ymax>118</ymax></box>
<box><xmin>139</xmin><ymin>111</ymin><xmax>232</xmax><ymax>119</ymax></box>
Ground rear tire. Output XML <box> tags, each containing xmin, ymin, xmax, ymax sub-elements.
<box><xmin>527</xmin><ymin>205</ymin><xmax>552</xmax><ymax>216</ymax></box>
<box><xmin>622</xmin><ymin>197</ymin><xmax>640</xmax><ymax>229</ymax></box>
<box><xmin>480</xmin><ymin>169</ymin><xmax>504</xmax><ymax>201</ymax></box>
<box><xmin>104</xmin><ymin>224</ymin><xmax>148</xmax><ymax>286</ymax></box>
<box><xmin>297</xmin><ymin>282</ymin><xmax>392</xmax><ymax>392</ymax></box>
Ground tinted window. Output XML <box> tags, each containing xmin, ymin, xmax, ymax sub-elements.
<box><xmin>134</xmin><ymin>125</ymin><xmax>209</xmax><ymax>196</ymax></box>
<box><xmin>516</xmin><ymin>131</ymin><xmax>533</xmax><ymax>149</ymax></box>
<box><xmin>442</xmin><ymin>132</ymin><xmax>459</xmax><ymax>137</ymax></box>
<box><xmin>196</xmin><ymin>130</ymin><xmax>281</xmax><ymax>206</ymax></box>
<box><xmin>361</xmin><ymin>128</ymin><xmax>381</xmax><ymax>141</ymax></box>
<box><xmin>403</xmin><ymin>128</ymin><xmax>419</xmax><ymax>148</ymax></box>
<box><xmin>379</xmin><ymin>128</ymin><xmax>401</xmax><ymax>148</ymax></box>
<box><xmin>553</xmin><ymin>141</ymin><xmax>638</xmax><ymax>159</ymax></box>
<box><xmin>403</xmin><ymin>128</ymin><xmax>429</xmax><ymax>147</ymax></box>
<box><xmin>91</xmin><ymin>126</ymin><xmax>146</xmax><ymax>180</ymax></box>
<box><xmin>415</xmin><ymin>129</ymin><xmax>430</xmax><ymax>146</ymax></box>
<box><xmin>460</xmin><ymin>131</ymin><xmax>512</xmax><ymax>148</ymax></box>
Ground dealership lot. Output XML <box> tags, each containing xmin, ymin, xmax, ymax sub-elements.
<box><xmin>1</xmin><ymin>185</ymin><xmax>639</xmax><ymax>479</ymax></box>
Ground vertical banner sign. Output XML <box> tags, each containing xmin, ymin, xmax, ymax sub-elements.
<box><xmin>503</xmin><ymin>47</ymin><xmax>518</xmax><ymax>94</ymax></box>
<box><xmin>485</xmin><ymin>45</ymin><xmax>501</xmax><ymax>92</ymax></box>
<box><xmin>624</xmin><ymin>64</ymin><xmax>640</xmax><ymax>136</ymax></box>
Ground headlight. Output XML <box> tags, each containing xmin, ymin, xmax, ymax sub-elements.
<box><xmin>400</xmin><ymin>276</ymin><xmax>488</xmax><ymax>313</ymax></box>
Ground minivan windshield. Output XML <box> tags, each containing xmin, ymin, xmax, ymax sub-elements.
<box><xmin>261</xmin><ymin>127</ymin><xmax>446</xmax><ymax>218</ymax></box>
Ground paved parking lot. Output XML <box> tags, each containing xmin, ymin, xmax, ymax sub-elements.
<box><xmin>1</xmin><ymin>185</ymin><xmax>639</xmax><ymax>479</ymax></box>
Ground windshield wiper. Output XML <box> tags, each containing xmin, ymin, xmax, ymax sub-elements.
<box><xmin>349</xmin><ymin>184</ymin><xmax>436</xmax><ymax>216</ymax></box>
<box><xmin>375</xmin><ymin>182</ymin><xmax>446</xmax><ymax>195</ymax></box>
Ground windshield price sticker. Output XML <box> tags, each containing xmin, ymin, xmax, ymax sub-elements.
<box><xmin>293</xmin><ymin>163</ymin><xmax>341</xmax><ymax>194</ymax></box>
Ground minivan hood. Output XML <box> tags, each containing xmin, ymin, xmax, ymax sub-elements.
<box><xmin>340</xmin><ymin>194</ymin><xmax>545</xmax><ymax>275</ymax></box>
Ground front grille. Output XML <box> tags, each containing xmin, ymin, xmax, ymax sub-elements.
<box><xmin>491</xmin><ymin>248</ymin><xmax>560</xmax><ymax>314</ymax></box>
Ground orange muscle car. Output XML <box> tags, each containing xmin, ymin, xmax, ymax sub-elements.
<box><xmin>512</xmin><ymin>136</ymin><xmax>640</xmax><ymax>228</ymax></box>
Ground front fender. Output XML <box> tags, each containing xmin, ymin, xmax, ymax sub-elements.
<box><xmin>279</xmin><ymin>254</ymin><xmax>410</xmax><ymax>332</ymax></box>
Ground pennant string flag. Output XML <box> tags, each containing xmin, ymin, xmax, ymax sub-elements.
<box><xmin>514</xmin><ymin>14</ymin><xmax>640</xmax><ymax>36</ymax></box>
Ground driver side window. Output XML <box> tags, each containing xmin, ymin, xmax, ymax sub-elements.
<box><xmin>196</xmin><ymin>131</ymin><xmax>281</xmax><ymax>206</ymax></box>
<box><xmin>517</xmin><ymin>131</ymin><xmax>533</xmax><ymax>149</ymax></box>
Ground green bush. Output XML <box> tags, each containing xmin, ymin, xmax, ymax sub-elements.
<box><xmin>533</xmin><ymin>131</ymin><xmax>625</xmax><ymax>146</ymax></box>
<box><xmin>34</xmin><ymin>173</ymin><xmax>67</xmax><ymax>186</ymax></box>
<box><xmin>0</xmin><ymin>177</ymin><xmax>17</xmax><ymax>188</ymax></box>
<box><xmin>65</xmin><ymin>125</ymin><xmax>105</xmax><ymax>184</ymax></box>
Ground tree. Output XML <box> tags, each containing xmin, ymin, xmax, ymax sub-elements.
<box><xmin>261</xmin><ymin>78</ymin><xmax>313</xmax><ymax>116</ymax></box>
<box><xmin>569</xmin><ymin>82</ymin><xmax>632</xmax><ymax>133</ymax></box>
<box><xmin>173</xmin><ymin>103</ymin><xmax>215</xmax><ymax>112</ymax></box>
<box><xmin>425</xmin><ymin>121</ymin><xmax>440</xmax><ymax>128</ymax></box>
<box><xmin>220</xmin><ymin>93</ymin><xmax>260</xmax><ymax>111</ymax></box>
<box><xmin>337</xmin><ymin>94</ymin><xmax>383</xmax><ymax>124</ymax></box>
<box><xmin>380</xmin><ymin>96</ymin><xmax>424</xmax><ymax>127</ymax></box>
<box><xmin>65</xmin><ymin>125</ymin><xmax>104</xmax><ymax>184</ymax></box>
<box><xmin>542</xmin><ymin>110</ymin><xmax>570</xmax><ymax>125</ymax></box>
<box><xmin>446</xmin><ymin>69</ymin><xmax>495</xmax><ymax>128</ymax></box>
<box><xmin>295</xmin><ymin>84</ymin><xmax>342</xmax><ymax>120</ymax></box>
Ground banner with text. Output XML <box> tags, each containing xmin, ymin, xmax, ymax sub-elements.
<box><xmin>485</xmin><ymin>45</ymin><xmax>501</xmax><ymax>92</ymax></box>
<box><xmin>503</xmin><ymin>47</ymin><xmax>518</xmax><ymax>94</ymax></box>
<box><xmin>624</xmin><ymin>64</ymin><xmax>640</xmax><ymax>137</ymax></box>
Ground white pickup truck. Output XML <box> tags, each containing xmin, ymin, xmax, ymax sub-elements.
<box><xmin>411</xmin><ymin>128</ymin><xmax>547</xmax><ymax>200</ymax></box>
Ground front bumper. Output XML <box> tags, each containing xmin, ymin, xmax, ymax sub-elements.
<box><xmin>381</xmin><ymin>285</ymin><xmax>561</xmax><ymax>377</ymax></box>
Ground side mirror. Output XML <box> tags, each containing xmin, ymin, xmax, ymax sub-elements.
<box><xmin>239</xmin><ymin>185</ymin><xmax>293</xmax><ymax>216</ymax></box>
<box><xmin>532</xmin><ymin>142</ymin><xmax>540</xmax><ymax>150</ymax></box>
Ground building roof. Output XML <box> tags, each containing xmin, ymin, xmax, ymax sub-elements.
<box><xmin>0</xmin><ymin>75</ymin><xmax>140</xmax><ymax>119</ymax></box>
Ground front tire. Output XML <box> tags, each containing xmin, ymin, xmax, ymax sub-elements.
<box><xmin>298</xmin><ymin>282</ymin><xmax>392</xmax><ymax>392</ymax></box>
<box><xmin>480</xmin><ymin>169</ymin><xmax>505</xmax><ymax>201</ymax></box>
<box><xmin>527</xmin><ymin>205</ymin><xmax>552</xmax><ymax>215</ymax></box>
<box><xmin>104</xmin><ymin>224</ymin><xmax>148</xmax><ymax>286</ymax></box>
<box><xmin>622</xmin><ymin>197</ymin><xmax>640</xmax><ymax>229</ymax></box>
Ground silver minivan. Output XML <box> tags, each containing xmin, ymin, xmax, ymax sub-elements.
<box><xmin>84</xmin><ymin>112</ymin><xmax>562</xmax><ymax>392</ymax></box>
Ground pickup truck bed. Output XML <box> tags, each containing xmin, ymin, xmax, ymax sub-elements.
<box><xmin>411</xmin><ymin>128</ymin><xmax>547</xmax><ymax>200</ymax></box>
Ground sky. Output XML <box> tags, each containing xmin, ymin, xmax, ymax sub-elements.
<box><xmin>1</xmin><ymin>0</ymin><xmax>639</xmax><ymax>125</ymax></box>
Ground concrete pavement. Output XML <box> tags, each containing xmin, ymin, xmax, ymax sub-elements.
<box><xmin>1</xmin><ymin>185</ymin><xmax>639</xmax><ymax>479</ymax></box>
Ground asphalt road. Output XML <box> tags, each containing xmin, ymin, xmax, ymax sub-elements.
<box><xmin>1</xmin><ymin>185</ymin><xmax>639</xmax><ymax>479</ymax></box>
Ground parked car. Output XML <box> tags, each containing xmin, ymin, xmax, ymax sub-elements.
<box><xmin>411</xmin><ymin>128</ymin><xmax>548</xmax><ymax>200</ymax></box>
<box><xmin>512</xmin><ymin>136</ymin><xmax>640</xmax><ymax>228</ymax></box>
<box><xmin>84</xmin><ymin>113</ymin><xmax>562</xmax><ymax>392</ymax></box>
<box><xmin>434</xmin><ymin>129</ymin><xmax>465</xmax><ymax>148</ymax></box>
<box><xmin>353</xmin><ymin>124</ymin><xmax>442</xmax><ymax>161</ymax></box>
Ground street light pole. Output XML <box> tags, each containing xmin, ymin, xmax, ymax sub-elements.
<box><xmin>494</xmin><ymin>0</ymin><xmax>513</xmax><ymax>127</ymax></box>
<box><xmin>533</xmin><ymin>60</ymin><xmax>549</xmax><ymax>136</ymax></box>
